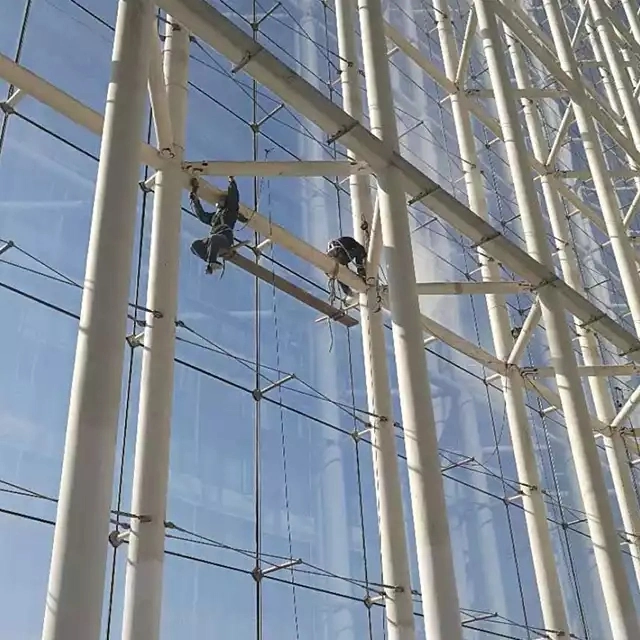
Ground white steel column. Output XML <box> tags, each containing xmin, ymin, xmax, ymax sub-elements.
<box><xmin>121</xmin><ymin>17</ymin><xmax>189</xmax><ymax>640</ymax></box>
<box><xmin>41</xmin><ymin>2</ymin><xmax>154</xmax><ymax>640</ymax></box>
<box><xmin>335</xmin><ymin>1</ymin><xmax>415</xmax><ymax>638</ymax></box>
<box><xmin>356</xmin><ymin>1</ymin><xmax>463</xmax><ymax>638</ymax></box>
<box><xmin>504</xmin><ymin>8</ymin><xmax>640</xmax><ymax>594</ymax></box>
<box><xmin>432</xmin><ymin>1</ymin><xmax>569</xmax><ymax>635</ymax></box>
<box><xmin>474</xmin><ymin>1</ymin><xmax>640</xmax><ymax>637</ymax></box>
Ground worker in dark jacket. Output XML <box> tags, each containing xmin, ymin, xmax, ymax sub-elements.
<box><xmin>189</xmin><ymin>176</ymin><xmax>247</xmax><ymax>273</ymax></box>
<box><xmin>327</xmin><ymin>235</ymin><xmax>367</xmax><ymax>296</ymax></box>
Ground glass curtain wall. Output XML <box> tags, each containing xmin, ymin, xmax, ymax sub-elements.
<box><xmin>0</xmin><ymin>1</ymin><xmax>639</xmax><ymax>639</ymax></box>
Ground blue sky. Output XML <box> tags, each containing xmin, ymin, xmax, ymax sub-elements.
<box><xmin>1</xmin><ymin>1</ymin><xmax>638</xmax><ymax>639</ymax></box>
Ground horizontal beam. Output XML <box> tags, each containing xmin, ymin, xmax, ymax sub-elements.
<box><xmin>226</xmin><ymin>251</ymin><xmax>358</xmax><ymax>328</ymax></box>
<box><xmin>153</xmin><ymin>0</ymin><xmax>640</xmax><ymax>362</ymax></box>
<box><xmin>415</xmin><ymin>281</ymin><xmax>531</xmax><ymax>295</ymax></box>
<box><xmin>467</xmin><ymin>88</ymin><xmax>570</xmax><ymax>100</ymax></box>
<box><xmin>183</xmin><ymin>160</ymin><xmax>371</xmax><ymax>177</ymax></box>
<box><xmin>0</xmin><ymin>53</ymin><xmax>104</xmax><ymax>136</ymax></box>
<box><xmin>554</xmin><ymin>169</ymin><xmax>640</xmax><ymax>180</ymax></box>
<box><xmin>522</xmin><ymin>364</ymin><xmax>640</xmax><ymax>378</ymax></box>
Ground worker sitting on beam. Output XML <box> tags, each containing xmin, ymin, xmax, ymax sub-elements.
<box><xmin>326</xmin><ymin>236</ymin><xmax>367</xmax><ymax>297</ymax></box>
<box><xmin>189</xmin><ymin>176</ymin><xmax>248</xmax><ymax>273</ymax></box>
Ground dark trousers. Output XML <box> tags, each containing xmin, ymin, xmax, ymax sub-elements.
<box><xmin>328</xmin><ymin>243</ymin><xmax>367</xmax><ymax>296</ymax></box>
<box><xmin>191</xmin><ymin>230</ymin><xmax>233</xmax><ymax>266</ymax></box>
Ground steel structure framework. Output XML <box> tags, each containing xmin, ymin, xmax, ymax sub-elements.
<box><xmin>2</xmin><ymin>0</ymin><xmax>640</xmax><ymax>638</ymax></box>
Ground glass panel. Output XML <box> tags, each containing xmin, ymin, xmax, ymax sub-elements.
<box><xmin>1</xmin><ymin>1</ymin><xmax>638</xmax><ymax>640</ymax></box>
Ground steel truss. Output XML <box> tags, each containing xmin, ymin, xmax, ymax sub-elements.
<box><xmin>2</xmin><ymin>0</ymin><xmax>640</xmax><ymax>638</ymax></box>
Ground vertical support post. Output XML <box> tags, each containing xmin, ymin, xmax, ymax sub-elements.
<box><xmin>356</xmin><ymin>1</ymin><xmax>463</xmax><ymax>638</ymax></box>
<box><xmin>508</xmin><ymin>0</ymin><xmax>640</xmax><ymax>593</ymax></box>
<box><xmin>41</xmin><ymin>2</ymin><xmax>154</xmax><ymax>640</ymax></box>
<box><xmin>432</xmin><ymin>1</ymin><xmax>569</xmax><ymax>635</ymax></box>
<box><xmin>334</xmin><ymin>2</ymin><xmax>416</xmax><ymax>638</ymax></box>
<box><xmin>474</xmin><ymin>2</ymin><xmax>640</xmax><ymax>637</ymax></box>
<box><xmin>121</xmin><ymin>16</ymin><xmax>189</xmax><ymax>640</ymax></box>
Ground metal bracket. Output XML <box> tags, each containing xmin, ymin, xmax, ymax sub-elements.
<box><xmin>255</xmin><ymin>2</ymin><xmax>282</xmax><ymax>28</ymax></box>
<box><xmin>530</xmin><ymin>274</ymin><xmax>560</xmax><ymax>292</ymax></box>
<box><xmin>564</xmin><ymin>518</ymin><xmax>588</xmax><ymax>528</ymax></box>
<box><xmin>0</xmin><ymin>240</ymin><xmax>15</xmax><ymax>257</ymax></box>
<box><xmin>139</xmin><ymin>175</ymin><xmax>155</xmax><ymax>193</ymax></box>
<box><xmin>126</xmin><ymin>331</ymin><xmax>145</xmax><ymax>349</ymax></box>
<box><xmin>314</xmin><ymin>299</ymin><xmax>360</xmax><ymax>326</ymax></box>
<box><xmin>254</xmin><ymin>103</ymin><xmax>284</xmax><ymax>130</ymax></box>
<box><xmin>326</xmin><ymin>120</ymin><xmax>358</xmax><ymax>145</ymax></box>
<box><xmin>108</xmin><ymin>528</ymin><xmax>130</xmax><ymax>548</ymax></box>
<box><xmin>470</xmin><ymin>231</ymin><xmax>501</xmax><ymax>249</ymax></box>
<box><xmin>363</xmin><ymin>594</ymin><xmax>386</xmax><ymax>608</ymax></box>
<box><xmin>232</xmin><ymin>46</ymin><xmax>264</xmax><ymax>74</ymax></box>
<box><xmin>252</xmin><ymin>373</ymin><xmax>296</xmax><ymax>401</ymax></box>
<box><xmin>252</xmin><ymin>558</ymin><xmax>301</xmax><ymax>582</ymax></box>
<box><xmin>407</xmin><ymin>186</ymin><xmax>440</xmax><ymax>206</ymax></box>
<box><xmin>253</xmin><ymin>239</ymin><xmax>272</xmax><ymax>256</ymax></box>
<box><xmin>351</xmin><ymin>424</ymin><xmax>375</xmax><ymax>441</ymax></box>
<box><xmin>540</xmin><ymin>404</ymin><xmax>558</xmax><ymax>415</ymax></box>
<box><xmin>504</xmin><ymin>489</ymin><xmax>537</xmax><ymax>503</ymax></box>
